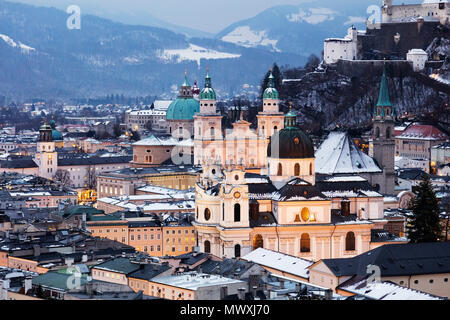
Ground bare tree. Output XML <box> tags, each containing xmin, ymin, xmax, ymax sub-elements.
<box><xmin>86</xmin><ymin>166</ymin><xmax>97</xmax><ymax>190</ymax></box>
<box><xmin>53</xmin><ymin>169</ymin><xmax>72</xmax><ymax>187</ymax></box>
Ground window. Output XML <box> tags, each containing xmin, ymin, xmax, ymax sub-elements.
<box><xmin>204</xmin><ymin>208</ymin><xmax>211</xmax><ymax>221</ymax></box>
<box><xmin>253</xmin><ymin>234</ymin><xmax>263</xmax><ymax>250</ymax></box>
<box><xmin>204</xmin><ymin>240</ymin><xmax>211</xmax><ymax>253</ymax></box>
<box><xmin>386</xmin><ymin>127</ymin><xmax>391</xmax><ymax>139</ymax></box>
<box><xmin>345</xmin><ymin>232</ymin><xmax>355</xmax><ymax>251</ymax></box>
<box><xmin>375</xmin><ymin>127</ymin><xmax>380</xmax><ymax>138</ymax></box>
<box><xmin>300</xmin><ymin>234</ymin><xmax>310</xmax><ymax>253</ymax></box>
<box><xmin>294</xmin><ymin>163</ymin><xmax>300</xmax><ymax>176</ymax></box>
<box><xmin>277</xmin><ymin>163</ymin><xmax>283</xmax><ymax>176</ymax></box>
<box><xmin>309</xmin><ymin>163</ymin><xmax>313</xmax><ymax>175</ymax></box>
<box><xmin>234</xmin><ymin>244</ymin><xmax>241</xmax><ymax>258</ymax></box>
<box><xmin>234</xmin><ymin>203</ymin><xmax>241</xmax><ymax>222</ymax></box>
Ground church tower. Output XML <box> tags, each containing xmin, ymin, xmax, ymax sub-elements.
<box><xmin>194</xmin><ymin>70</ymin><xmax>223</xmax><ymax>166</ymax></box>
<box><xmin>35</xmin><ymin>123</ymin><xmax>58</xmax><ymax>180</ymax></box>
<box><xmin>257</xmin><ymin>70</ymin><xmax>285</xmax><ymax>140</ymax></box>
<box><xmin>372</xmin><ymin>63</ymin><xmax>395</xmax><ymax>195</ymax></box>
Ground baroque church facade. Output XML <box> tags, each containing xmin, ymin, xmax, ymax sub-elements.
<box><xmin>193</xmin><ymin>68</ymin><xmax>402</xmax><ymax>262</ymax></box>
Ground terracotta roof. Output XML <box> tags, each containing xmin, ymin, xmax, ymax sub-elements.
<box><xmin>397</xmin><ymin>124</ymin><xmax>448</xmax><ymax>140</ymax></box>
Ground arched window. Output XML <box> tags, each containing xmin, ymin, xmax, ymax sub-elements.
<box><xmin>234</xmin><ymin>203</ymin><xmax>241</xmax><ymax>222</ymax></box>
<box><xmin>234</xmin><ymin>244</ymin><xmax>241</xmax><ymax>258</ymax></box>
<box><xmin>133</xmin><ymin>155</ymin><xmax>137</xmax><ymax>162</ymax></box>
<box><xmin>301</xmin><ymin>207</ymin><xmax>310</xmax><ymax>222</ymax></box>
<box><xmin>277</xmin><ymin>163</ymin><xmax>283</xmax><ymax>176</ymax></box>
<box><xmin>294</xmin><ymin>163</ymin><xmax>300</xmax><ymax>176</ymax></box>
<box><xmin>346</xmin><ymin>232</ymin><xmax>356</xmax><ymax>251</ymax></box>
<box><xmin>253</xmin><ymin>234</ymin><xmax>263</xmax><ymax>249</ymax></box>
<box><xmin>309</xmin><ymin>163</ymin><xmax>313</xmax><ymax>175</ymax></box>
<box><xmin>386</xmin><ymin>127</ymin><xmax>391</xmax><ymax>139</ymax></box>
<box><xmin>210</xmin><ymin>127</ymin><xmax>215</xmax><ymax>138</ymax></box>
<box><xmin>300</xmin><ymin>234</ymin><xmax>310</xmax><ymax>253</ymax></box>
<box><xmin>204</xmin><ymin>240</ymin><xmax>211</xmax><ymax>253</ymax></box>
<box><xmin>204</xmin><ymin>208</ymin><xmax>211</xmax><ymax>221</ymax></box>
<box><xmin>375</xmin><ymin>127</ymin><xmax>380</xmax><ymax>139</ymax></box>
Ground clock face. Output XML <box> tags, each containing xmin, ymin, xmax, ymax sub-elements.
<box><xmin>234</xmin><ymin>192</ymin><xmax>241</xmax><ymax>199</ymax></box>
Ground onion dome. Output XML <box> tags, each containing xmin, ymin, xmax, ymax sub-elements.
<box><xmin>267</xmin><ymin>109</ymin><xmax>314</xmax><ymax>159</ymax></box>
<box><xmin>199</xmin><ymin>71</ymin><xmax>216</xmax><ymax>101</ymax></box>
<box><xmin>263</xmin><ymin>71</ymin><xmax>279</xmax><ymax>100</ymax></box>
<box><xmin>166</xmin><ymin>72</ymin><xmax>200</xmax><ymax>121</ymax></box>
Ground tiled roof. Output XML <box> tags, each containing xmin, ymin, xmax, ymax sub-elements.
<box><xmin>397</xmin><ymin>124</ymin><xmax>448</xmax><ymax>140</ymax></box>
<box><xmin>321</xmin><ymin>242</ymin><xmax>450</xmax><ymax>277</ymax></box>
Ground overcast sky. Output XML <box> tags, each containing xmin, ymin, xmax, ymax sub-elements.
<box><xmin>8</xmin><ymin>0</ymin><xmax>314</xmax><ymax>33</ymax></box>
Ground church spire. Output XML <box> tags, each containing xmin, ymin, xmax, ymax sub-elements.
<box><xmin>374</xmin><ymin>63</ymin><xmax>394</xmax><ymax>118</ymax></box>
<box><xmin>263</xmin><ymin>69</ymin><xmax>279</xmax><ymax>100</ymax></box>
<box><xmin>199</xmin><ymin>68</ymin><xmax>216</xmax><ymax>101</ymax></box>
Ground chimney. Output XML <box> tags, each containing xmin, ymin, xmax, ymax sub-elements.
<box><xmin>237</xmin><ymin>288</ymin><xmax>246</xmax><ymax>300</ymax></box>
<box><xmin>324</xmin><ymin>289</ymin><xmax>333</xmax><ymax>300</ymax></box>
<box><xmin>33</xmin><ymin>245</ymin><xmax>41</xmax><ymax>257</ymax></box>
<box><xmin>86</xmin><ymin>282</ymin><xmax>94</xmax><ymax>298</ymax></box>
<box><xmin>220</xmin><ymin>286</ymin><xmax>228</xmax><ymax>300</ymax></box>
<box><xmin>24</xmin><ymin>277</ymin><xmax>32</xmax><ymax>294</ymax></box>
<box><xmin>341</xmin><ymin>198</ymin><xmax>350</xmax><ymax>217</ymax></box>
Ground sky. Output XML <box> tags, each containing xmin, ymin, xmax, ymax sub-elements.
<box><xmin>7</xmin><ymin>0</ymin><xmax>314</xmax><ymax>34</ymax></box>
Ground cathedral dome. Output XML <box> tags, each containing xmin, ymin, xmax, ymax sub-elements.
<box><xmin>267</xmin><ymin>110</ymin><xmax>314</xmax><ymax>159</ymax></box>
<box><xmin>166</xmin><ymin>73</ymin><xmax>200</xmax><ymax>121</ymax></box>
<box><xmin>166</xmin><ymin>98</ymin><xmax>200</xmax><ymax>121</ymax></box>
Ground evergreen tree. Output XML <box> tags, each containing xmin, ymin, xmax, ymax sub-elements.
<box><xmin>406</xmin><ymin>175</ymin><xmax>442</xmax><ymax>243</ymax></box>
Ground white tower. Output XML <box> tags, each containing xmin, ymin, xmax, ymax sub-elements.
<box><xmin>35</xmin><ymin>123</ymin><xmax>58</xmax><ymax>180</ymax></box>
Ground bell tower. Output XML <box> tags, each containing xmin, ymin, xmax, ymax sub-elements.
<box><xmin>194</xmin><ymin>69</ymin><xmax>223</xmax><ymax>166</ymax></box>
<box><xmin>257</xmin><ymin>69</ymin><xmax>285</xmax><ymax>140</ymax></box>
<box><xmin>35</xmin><ymin>123</ymin><xmax>58</xmax><ymax>180</ymax></box>
<box><xmin>372</xmin><ymin>63</ymin><xmax>395</xmax><ymax>195</ymax></box>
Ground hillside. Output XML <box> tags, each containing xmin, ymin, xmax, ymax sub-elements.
<box><xmin>0</xmin><ymin>0</ymin><xmax>305</xmax><ymax>100</ymax></box>
<box><xmin>217</xmin><ymin>0</ymin><xmax>419</xmax><ymax>57</ymax></box>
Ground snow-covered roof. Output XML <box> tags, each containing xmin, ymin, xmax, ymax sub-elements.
<box><xmin>340</xmin><ymin>279</ymin><xmax>444</xmax><ymax>300</ymax></box>
<box><xmin>242</xmin><ymin>248</ymin><xmax>313</xmax><ymax>279</ymax></box>
<box><xmin>315</xmin><ymin>132</ymin><xmax>382</xmax><ymax>175</ymax></box>
<box><xmin>133</xmin><ymin>135</ymin><xmax>193</xmax><ymax>147</ymax></box>
<box><xmin>152</xmin><ymin>272</ymin><xmax>245</xmax><ymax>290</ymax></box>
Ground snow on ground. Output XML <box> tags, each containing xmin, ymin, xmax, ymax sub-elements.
<box><xmin>221</xmin><ymin>26</ymin><xmax>280</xmax><ymax>52</ymax></box>
<box><xmin>0</xmin><ymin>34</ymin><xmax>35</xmax><ymax>53</ymax></box>
<box><xmin>159</xmin><ymin>44</ymin><xmax>241</xmax><ymax>67</ymax></box>
<box><xmin>286</xmin><ymin>8</ymin><xmax>337</xmax><ymax>24</ymax></box>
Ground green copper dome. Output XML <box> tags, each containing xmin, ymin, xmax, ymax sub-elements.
<box><xmin>199</xmin><ymin>72</ymin><xmax>216</xmax><ymax>101</ymax></box>
<box><xmin>267</xmin><ymin>112</ymin><xmax>314</xmax><ymax>159</ymax></box>
<box><xmin>49</xmin><ymin>119</ymin><xmax>63</xmax><ymax>141</ymax></box>
<box><xmin>263</xmin><ymin>71</ymin><xmax>279</xmax><ymax>100</ymax></box>
<box><xmin>166</xmin><ymin>73</ymin><xmax>200</xmax><ymax>120</ymax></box>
<box><xmin>166</xmin><ymin>98</ymin><xmax>200</xmax><ymax>120</ymax></box>
<box><xmin>52</xmin><ymin>129</ymin><xmax>63</xmax><ymax>141</ymax></box>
